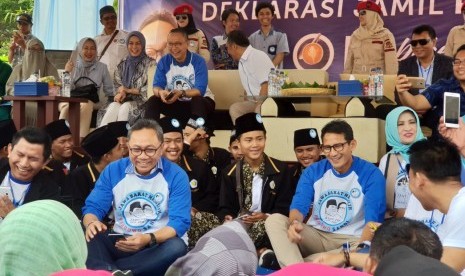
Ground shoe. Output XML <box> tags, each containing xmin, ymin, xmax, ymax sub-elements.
<box><xmin>258</xmin><ymin>249</ymin><xmax>281</xmax><ymax>270</ymax></box>
<box><xmin>112</xmin><ymin>270</ymin><xmax>133</xmax><ymax>276</ymax></box>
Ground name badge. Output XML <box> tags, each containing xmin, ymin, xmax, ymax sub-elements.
<box><xmin>268</xmin><ymin>45</ymin><xmax>277</xmax><ymax>55</ymax></box>
<box><xmin>394</xmin><ymin>174</ymin><xmax>411</xmax><ymax>209</ymax></box>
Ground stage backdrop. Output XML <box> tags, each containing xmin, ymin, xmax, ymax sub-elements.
<box><xmin>120</xmin><ymin>0</ymin><xmax>464</xmax><ymax>80</ymax></box>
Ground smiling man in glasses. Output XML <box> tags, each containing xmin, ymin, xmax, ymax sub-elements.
<box><xmin>396</xmin><ymin>43</ymin><xmax>465</xmax><ymax>139</ymax></box>
<box><xmin>265</xmin><ymin>119</ymin><xmax>385</xmax><ymax>268</ymax></box>
<box><xmin>94</xmin><ymin>5</ymin><xmax>128</xmax><ymax>81</ymax></box>
<box><xmin>83</xmin><ymin>119</ymin><xmax>190</xmax><ymax>275</ymax></box>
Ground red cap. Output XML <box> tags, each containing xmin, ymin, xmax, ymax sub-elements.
<box><xmin>173</xmin><ymin>4</ymin><xmax>193</xmax><ymax>16</ymax></box>
<box><xmin>462</xmin><ymin>1</ymin><xmax>465</xmax><ymax>12</ymax></box>
<box><xmin>357</xmin><ymin>1</ymin><xmax>382</xmax><ymax>15</ymax></box>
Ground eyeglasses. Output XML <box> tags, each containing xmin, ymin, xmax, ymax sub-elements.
<box><xmin>129</xmin><ymin>144</ymin><xmax>162</xmax><ymax>157</ymax></box>
<box><xmin>176</xmin><ymin>15</ymin><xmax>188</xmax><ymax>21</ymax></box>
<box><xmin>453</xmin><ymin>59</ymin><xmax>465</xmax><ymax>66</ymax></box>
<box><xmin>358</xmin><ymin>10</ymin><xmax>367</xmax><ymax>16</ymax></box>
<box><xmin>102</xmin><ymin>15</ymin><xmax>117</xmax><ymax>21</ymax></box>
<box><xmin>410</xmin><ymin>39</ymin><xmax>431</xmax><ymax>47</ymax></box>
<box><xmin>320</xmin><ymin>141</ymin><xmax>349</xmax><ymax>154</ymax></box>
<box><xmin>167</xmin><ymin>42</ymin><xmax>184</xmax><ymax>48</ymax></box>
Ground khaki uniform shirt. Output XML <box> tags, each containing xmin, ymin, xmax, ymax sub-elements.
<box><xmin>444</xmin><ymin>25</ymin><xmax>465</xmax><ymax>57</ymax></box>
<box><xmin>188</xmin><ymin>30</ymin><xmax>210</xmax><ymax>62</ymax></box>
<box><xmin>344</xmin><ymin>30</ymin><xmax>398</xmax><ymax>75</ymax></box>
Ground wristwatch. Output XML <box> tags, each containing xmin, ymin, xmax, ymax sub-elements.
<box><xmin>148</xmin><ymin>233</ymin><xmax>157</xmax><ymax>247</ymax></box>
<box><xmin>180</xmin><ymin>90</ymin><xmax>187</xmax><ymax>98</ymax></box>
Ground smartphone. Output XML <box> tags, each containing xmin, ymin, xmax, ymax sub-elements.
<box><xmin>408</xmin><ymin>77</ymin><xmax>426</xmax><ymax>89</ymax></box>
<box><xmin>238</xmin><ymin>212</ymin><xmax>252</xmax><ymax>220</ymax></box>
<box><xmin>108</xmin><ymin>233</ymin><xmax>127</xmax><ymax>241</ymax></box>
<box><xmin>0</xmin><ymin>187</ymin><xmax>13</xmax><ymax>201</ymax></box>
<box><xmin>444</xmin><ymin>92</ymin><xmax>460</xmax><ymax>128</ymax></box>
<box><xmin>165</xmin><ymin>90</ymin><xmax>175</xmax><ymax>101</ymax></box>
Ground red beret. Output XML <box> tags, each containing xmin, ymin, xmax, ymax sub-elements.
<box><xmin>357</xmin><ymin>1</ymin><xmax>382</xmax><ymax>15</ymax></box>
<box><xmin>173</xmin><ymin>4</ymin><xmax>193</xmax><ymax>16</ymax></box>
<box><xmin>462</xmin><ymin>1</ymin><xmax>465</xmax><ymax>12</ymax></box>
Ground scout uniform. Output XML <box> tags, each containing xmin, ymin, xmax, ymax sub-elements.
<box><xmin>218</xmin><ymin>113</ymin><xmax>293</xmax><ymax>248</ymax></box>
<box><xmin>159</xmin><ymin>117</ymin><xmax>220</xmax><ymax>248</ymax></box>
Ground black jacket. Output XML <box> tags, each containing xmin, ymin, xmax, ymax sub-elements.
<box><xmin>178</xmin><ymin>154</ymin><xmax>218</xmax><ymax>213</ymax></box>
<box><xmin>217</xmin><ymin>154</ymin><xmax>294</xmax><ymax>220</ymax></box>
<box><xmin>68</xmin><ymin>162</ymin><xmax>100</xmax><ymax>217</ymax></box>
<box><xmin>0</xmin><ymin>160</ymin><xmax>60</xmax><ymax>205</ymax></box>
<box><xmin>395</xmin><ymin>52</ymin><xmax>454</xmax><ymax>104</ymax></box>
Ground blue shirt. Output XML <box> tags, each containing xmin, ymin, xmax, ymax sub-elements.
<box><xmin>422</xmin><ymin>77</ymin><xmax>465</xmax><ymax>119</ymax></box>
<box><xmin>153</xmin><ymin>51</ymin><xmax>208</xmax><ymax>96</ymax></box>
<box><xmin>291</xmin><ymin>157</ymin><xmax>386</xmax><ymax>236</ymax></box>
<box><xmin>83</xmin><ymin>157</ymin><xmax>191</xmax><ymax>237</ymax></box>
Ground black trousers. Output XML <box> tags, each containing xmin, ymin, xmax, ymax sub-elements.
<box><xmin>144</xmin><ymin>96</ymin><xmax>215</xmax><ymax>126</ymax></box>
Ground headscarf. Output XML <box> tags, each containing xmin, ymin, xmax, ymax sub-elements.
<box><xmin>122</xmin><ymin>31</ymin><xmax>147</xmax><ymax>87</ymax></box>
<box><xmin>6</xmin><ymin>38</ymin><xmax>59</xmax><ymax>95</ymax></box>
<box><xmin>73</xmin><ymin>37</ymin><xmax>98</xmax><ymax>80</ymax></box>
<box><xmin>179</xmin><ymin>14</ymin><xmax>199</xmax><ymax>35</ymax></box>
<box><xmin>385</xmin><ymin>106</ymin><xmax>425</xmax><ymax>163</ymax></box>
<box><xmin>353</xmin><ymin>10</ymin><xmax>387</xmax><ymax>40</ymax></box>
<box><xmin>0</xmin><ymin>200</ymin><xmax>87</xmax><ymax>275</ymax></box>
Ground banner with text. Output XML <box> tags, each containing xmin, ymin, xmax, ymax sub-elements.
<box><xmin>120</xmin><ymin>0</ymin><xmax>464</xmax><ymax>80</ymax></box>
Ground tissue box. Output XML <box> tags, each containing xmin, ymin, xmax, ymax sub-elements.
<box><xmin>338</xmin><ymin>80</ymin><xmax>363</xmax><ymax>96</ymax></box>
<box><xmin>14</xmin><ymin>82</ymin><xmax>49</xmax><ymax>96</ymax></box>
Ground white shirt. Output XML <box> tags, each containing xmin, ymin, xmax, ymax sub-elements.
<box><xmin>249</xmin><ymin>173</ymin><xmax>264</xmax><ymax>213</ymax></box>
<box><xmin>95</xmin><ymin>29</ymin><xmax>129</xmax><ymax>80</ymax></box>
<box><xmin>437</xmin><ymin>187</ymin><xmax>465</xmax><ymax>275</ymax></box>
<box><xmin>238</xmin><ymin>45</ymin><xmax>274</xmax><ymax>98</ymax></box>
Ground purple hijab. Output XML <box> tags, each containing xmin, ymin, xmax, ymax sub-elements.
<box><xmin>122</xmin><ymin>31</ymin><xmax>147</xmax><ymax>87</ymax></box>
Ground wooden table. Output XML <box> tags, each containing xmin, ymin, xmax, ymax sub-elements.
<box><xmin>4</xmin><ymin>96</ymin><xmax>86</xmax><ymax>146</ymax></box>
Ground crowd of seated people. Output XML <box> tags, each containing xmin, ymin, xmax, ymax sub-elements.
<box><xmin>1</xmin><ymin>0</ymin><xmax>465</xmax><ymax>275</ymax></box>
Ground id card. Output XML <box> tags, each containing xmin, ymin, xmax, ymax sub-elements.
<box><xmin>394</xmin><ymin>174</ymin><xmax>411</xmax><ymax>209</ymax></box>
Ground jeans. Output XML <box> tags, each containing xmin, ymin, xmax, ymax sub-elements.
<box><xmin>86</xmin><ymin>231</ymin><xmax>187</xmax><ymax>276</ymax></box>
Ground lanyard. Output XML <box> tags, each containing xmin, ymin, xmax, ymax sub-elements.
<box><xmin>429</xmin><ymin>210</ymin><xmax>446</xmax><ymax>231</ymax></box>
<box><xmin>395</xmin><ymin>155</ymin><xmax>408</xmax><ymax>179</ymax></box>
<box><xmin>7</xmin><ymin>173</ymin><xmax>31</xmax><ymax>207</ymax></box>
<box><xmin>417</xmin><ymin>58</ymin><xmax>434</xmax><ymax>88</ymax></box>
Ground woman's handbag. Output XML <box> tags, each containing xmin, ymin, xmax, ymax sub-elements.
<box><xmin>71</xmin><ymin>77</ymin><xmax>99</xmax><ymax>103</ymax></box>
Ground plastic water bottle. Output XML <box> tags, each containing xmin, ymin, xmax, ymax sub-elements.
<box><xmin>268</xmin><ymin>68</ymin><xmax>276</xmax><ymax>96</ymax></box>
<box><xmin>375</xmin><ymin>67</ymin><xmax>384</xmax><ymax>97</ymax></box>
<box><xmin>278</xmin><ymin>71</ymin><xmax>285</xmax><ymax>96</ymax></box>
<box><xmin>61</xmin><ymin>72</ymin><xmax>71</xmax><ymax>97</ymax></box>
<box><xmin>368</xmin><ymin>68</ymin><xmax>377</xmax><ymax>96</ymax></box>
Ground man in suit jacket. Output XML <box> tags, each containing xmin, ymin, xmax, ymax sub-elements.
<box><xmin>394</xmin><ymin>25</ymin><xmax>454</xmax><ymax>104</ymax></box>
<box><xmin>377</xmin><ymin>25</ymin><xmax>453</xmax><ymax>137</ymax></box>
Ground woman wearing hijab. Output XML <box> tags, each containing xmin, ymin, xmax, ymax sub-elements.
<box><xmin>60</xmin><ymin>37</ymin><xmax>113</xmax><ymax>139</ymax></box>
<box><xmin>99</xmin><ymin>31</ymin><xmax>156</xmax><ymax>126</ymax></box>
<box><xmin>343</xmin><ymin>1</ymin><xmax>398</xmax><ymax>74</ymax></box>
<box><xmin>173</xmin><ymin>3</ymin><xmax>210</xmax><ymax>62</ymax></box>
<box><xmin>6</xmin><ymin>38</ymin><xmax>59</xmax><ymax>95</ymax></box>
<box><xmin>378</xmin><ymin>106</ymin><xmax>425</xmax><ymax>218</ymax></box>
<box><xmin>0</xmin><ymin>200</ymin><xmax>87</xmax><ymax>275</ymax></box>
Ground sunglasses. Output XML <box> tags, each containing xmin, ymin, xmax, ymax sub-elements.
<box><xmin>410</xmin><ymin>38</ymin><xmax>431</xmax><ymax>47</ymax></box>
<box><xmin>358</xmin><ymin>10</ymin><xmax>367</xmax><ymax>16</ymax></box>
<box><xmin>102</xmin><ymin>15</ymin><xmax>117</xmax><ymax>21</ymax></box>
<box><xmin>176</xmin><ymin>15</ymin><xmax>188</xmax><ymax>21</ymax></box>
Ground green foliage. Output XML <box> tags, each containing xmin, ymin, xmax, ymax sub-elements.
<box><xmin>0</xmin><ymin>0</ymin><xmax>34</xmax><ymax>63</ymax></box>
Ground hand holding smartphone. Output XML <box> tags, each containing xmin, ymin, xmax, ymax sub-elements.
<box><xmin>408</xmin><ymin>77</ymin><xmax>426</xmax><ymax>89</ymax></box>
<box><xmin>108</xmin><ymin>233</ymin><xmax>127</xmax><ymax>241</ymax></box>
<box><xmin>0</xmin><ymin>187</ymin><xmax>12</xmax><ymax>201</ymax></box>
<box><xmin>165</xmin><ymin>90</ymin><xmax>176</xmax><ymax>101</ymax></box>
<box><xmin>444</xmin><ymin>92</ymin><xmax>460</xmax><ymax>128</ymax></box>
